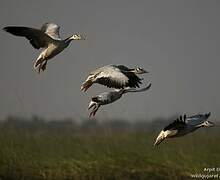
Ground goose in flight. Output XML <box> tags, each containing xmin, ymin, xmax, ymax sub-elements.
<box><xmin>3</xmin><ymin>23</ymin><xmax>85</xmax><ymax>73</ymax></box>
<box><xmin>81</xmin><ymin>65</ymin><xmax>148</xmax><ymax>91</ymax></box>
<box><xmin>154</xmin><ymin>112</ymin><xmax>214</xmax><ymax>146</ymax></box>
<box><xmin>88</xmin><ymin>83</ymin><xmax>151</xmax><ymax>117</ymax></box>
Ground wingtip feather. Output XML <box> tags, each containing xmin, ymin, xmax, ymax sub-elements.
<box><xmin>2</xmin><ymin>27</ymin><xmax>9</xmax><ymax>32</ymax></box>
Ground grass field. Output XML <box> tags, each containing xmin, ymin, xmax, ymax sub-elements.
<box><xmin>0</xmin><ymin>117</ymin><xmax>219</xmax><ymax>180</ymax></box>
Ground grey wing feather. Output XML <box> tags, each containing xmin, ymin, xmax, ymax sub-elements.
<box><xmin>92</xmin><ymin>66</ymin><xmax>129</xmax><ymax>89</ymax></box>
<box><xmin>186</xmin><ymin>113</ymin><xmax>210</xmax><ymax>126</ymax></box>
<box><xmin>96</xmin><ymin>77</ymin><xmax>126</xmax><ymax>89</ymax></box>
<box><xmin>123</xmin><ymin>71</ymin><xmax>142</xmax><ymax>88</ymax></box>
<box><xmin>124</xmin><ymin>83</ymin><xmax>151</xmax><ymax>93</ymax></box>
<box><xmin>115</xmin><ymin>65</ymin><xmax>142</xmax><ymax>88</ymax></box>
<box><xmin>41</xmin><ymin>23</ymin><xmax>61</xmax><ymax>40</ymax></box>
<box><xmin>95</xmin><ymin>65</ymin><xmax>142</xmax><ymax>88</ymax></box>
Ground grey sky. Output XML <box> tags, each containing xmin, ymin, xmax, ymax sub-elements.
<box><xmin>1</xmin><ymin>0</ymin><xmax>220</xmax><ymax>121</ymax></box>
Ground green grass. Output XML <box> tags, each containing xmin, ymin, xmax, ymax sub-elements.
<box><xmin>0</xmin><ymin>118</ymin><xmax>219</xmax><ymax>180</ymax></box>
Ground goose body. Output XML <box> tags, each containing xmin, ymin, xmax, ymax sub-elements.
<box><xmin>81</xmin><ymin>65</ymin><xmax>148</xmax><ymax>91</ymax></box>
<box><xmin>154</xmin><ymin>112</ymin><xmax>213</xmax><ymax>146</ymax></box>
<box><xmin>88</xmin><ymin>83</ymin><xmax>151</xmax><ymax>117</ymax></box>
<box><xmin>3</xmin><ymin>23</ymin><xmax>85</xmax><ymax>73</ymax></box>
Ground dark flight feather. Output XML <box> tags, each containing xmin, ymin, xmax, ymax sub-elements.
<box><xmin>3</xmin><ymin>26</ymin><xmax>51</xmax><ymax>49</ymax></box>
<box><xmin>163</xmin><ymin>116</ymin><xmax>186</xmax><ymax>131</ymax></box>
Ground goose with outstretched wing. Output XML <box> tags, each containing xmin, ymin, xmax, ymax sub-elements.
<box><xmin>154</xmin><ymin>112</ymin><xmax>214</xmax><ymax>146</ymax></box>
<box><xmin>3</xmin><ymin>23</ymin><xmax>85</xmax><ymax>73</ymax></box>
<box><xmin>81</xmin><ymin>64</ymin><xmax>148</xmax><ymax>91</ymax></box>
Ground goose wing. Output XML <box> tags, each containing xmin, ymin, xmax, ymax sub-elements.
<box><xmin>163</xmin><ymin>117</ymin><xmax>186</xmax><ymax>131</ymax></box>
<box><xmin>123</xmin><ymin>70</ymin><xmax>142</xmax><ymax>88</ymax></box>
<box><xmin>95</xmin><ymin>65</ymin><xmax>142</xmax><ymax>89</ymax></box>
<box><xmin>186</xmin><ymin>112</ymin><xmax>211</xmax><ymax>126</ymax></box>
<box><xmin>123</xmin><ymin>83</ymin><xmax>152</xmax><ymax>93</ymax></box>
<box><xmin>81</xmin><ymin>65</ymin><xmax>143</xmax><ymax>91</ymax></box>
<box><xmin>115</xmin><ymin>65</ymin><xmax>131</xmax><ymax>71</ymax></box>
<box><xmin>41</xmin><ymin>23</ymin><xmax>61</xmax><ymax>40</ymax></box>
<box><xmin>3</xmin><ymin>26</ymin><xmax>53</xmax><ymax>49</ymax></box>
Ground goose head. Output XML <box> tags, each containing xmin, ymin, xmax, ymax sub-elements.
<box><xmin>201</xmin><ymin>120</ymin><xmax>214</xmax><ymax>127</ymax></box>
<box><xmin>69</xmin><ymin>34</ymin><xmax>85</xmax><ymax>40</ymax></box>
<box><xmin>131</xmin><ymin>67</ymin><xmax>148</xmax><ymax>74</ymax></box>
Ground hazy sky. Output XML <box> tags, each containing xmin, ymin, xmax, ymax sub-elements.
<box><xmin>1</xmin><ymin>0</ymin><xmax>220</xmax><ymax>121</ymax></box>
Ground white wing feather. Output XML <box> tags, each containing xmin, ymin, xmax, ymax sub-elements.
<box><xmin>95</xmin><ymin>65</ymin><xmax>129</xmax><ymax>86</ymax></box>
<box><xmin>41</xmin><ymin>23</ymin><xmax>61</xmax><ymax>40</ymax></box>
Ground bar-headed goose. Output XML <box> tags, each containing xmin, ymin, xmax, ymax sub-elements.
<box><xmin>154</xmin><ymin>112</ymin><xmax>214</xmax><ymax>146</ymax></box>
<box><xmin>81</xmin><ymin>64</ymin><xmax>148</xmax><ymax>91</ymax></box>
<box><xmin>88</xmin><ymin>83</ymin><xmax>151</xmax><ymax>117</ymax></box>
<box><xmin>3</xmin><ymin>23</ymin><xmax>85</xmax><ymax>73</ymax></box>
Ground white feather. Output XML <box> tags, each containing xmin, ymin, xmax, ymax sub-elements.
<box><xmin>41</xmin><ymin>23</ymin><xmax>61</xmax><ymax>40</ymax></box>
<box><xmin>95</xmin><ymin>65</ymin><xmax>129</xmax><ymax>85</ymax></box>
